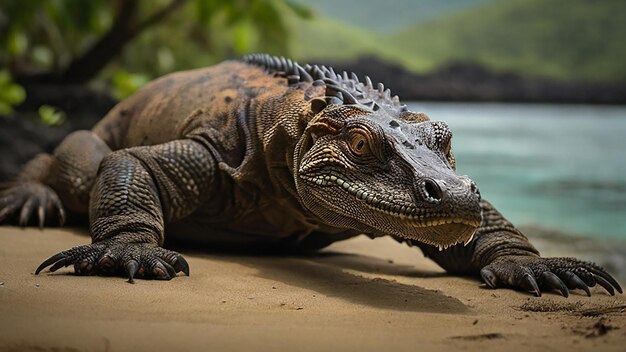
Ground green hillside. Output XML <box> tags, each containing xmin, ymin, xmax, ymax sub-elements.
<box><xmin>287</xmin><ymin>15</ymin><xmax>411</xmax><ymax>66</ymax></box>
<box><xmin>290</xmin><ymin>0</ymin><xmax>626</xmax><ymax>83</ymax></box>
<box><xmin>392</xmin><ymin>0</ymin><xmax>626</xmax><ymax>82</ymax></box>
<box><xmin>291</xmin><ymin>0</ymin><xmax>492</xmax><ymax>33</ymax></box>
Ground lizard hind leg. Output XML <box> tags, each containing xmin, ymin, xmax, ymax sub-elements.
<box><xmin>0</xmin><ymin>130</ymin><xmax>111</xmax><ymax>227</ymax></box>
<box><xmin>0</xmin><ymin>168</ymin><xmax>65</xmax><ymax>227</ymax></box>
<box><xmin>52</xmin><ymin>130</ymin><xmax>112</xmax><ymax>214</ymax></box>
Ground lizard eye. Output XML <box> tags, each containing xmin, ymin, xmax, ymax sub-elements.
<box><xmin>348</xmin><ymin>130</ymin><xmax>371</xmax><ymax>156</ymax></box>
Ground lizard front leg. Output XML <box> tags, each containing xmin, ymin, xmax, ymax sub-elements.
<box><xmin>415</xmin><ymin>200</ymin><xmax>622</xmax><ymax>297</ymax></box>
<box><xmin>35</xmin><ymin>139</ymin><xmax>217</xmax><ymax>282</ymax></box>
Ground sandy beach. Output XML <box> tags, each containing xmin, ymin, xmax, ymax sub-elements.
<box><xmin>0</xmin><ymin>226</ymin><xmax>624</xmax><ymax>351</ymax></box>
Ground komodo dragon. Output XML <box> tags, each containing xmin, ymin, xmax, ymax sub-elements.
<box><xmin>0</xmin><ymin>54</ymin><xmax>621</xmax><ymax>296</ymax></box>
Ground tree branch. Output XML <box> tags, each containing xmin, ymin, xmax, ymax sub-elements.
<box><xmin>60</xmin><ymin>0</ymin><xmax>188</xmax><ymax>84</ymax></box>
<box><xmin>136</xmin><ymin>0</ymin><xmax>188</xmax><ymax>33</ymax></box>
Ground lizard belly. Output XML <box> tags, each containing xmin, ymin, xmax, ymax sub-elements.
<box><xmin>166</xmin><ymin>194</ymin><xmax>320</xmax><ymax>247</ymax></box>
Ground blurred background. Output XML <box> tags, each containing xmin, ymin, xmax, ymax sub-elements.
<box><xmin>0</xmin><ymin>0</ymin><xmax>625</xmax><ymax>276</ymax></box>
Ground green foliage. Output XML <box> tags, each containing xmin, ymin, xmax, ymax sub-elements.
<box><xmin>0</xmin><ymin>70</ymin><xmax>26</xmax><ymax>116</ymax></box>
<box><xmin>38</xmin><ymin>104</ymin><xmax>66</xmax><ymax>126</ymax></box>
<box><xmin>0</xmin><ymin>0</ymin><xmax>311</xmax><ymax>97</ymax></box>
<box><xmin>111</xmin><ymin>70</ymin><xmax>150</xmax><ymax>100</ymax></box>
<box><xmin>0</xmin><ymin>0</ymin><xmax>111</xmax><ymax>72</ymax></box>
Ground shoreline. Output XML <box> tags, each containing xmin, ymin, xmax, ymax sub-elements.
<box><xmin>323</xmin><ymin>57</ymin><xmax>626</xmax><ymax>105</ymax></box>
<box><xmin>520</xmin><ymin>225</ymin><xmax>626</xmax><ymax>283</ymax></box>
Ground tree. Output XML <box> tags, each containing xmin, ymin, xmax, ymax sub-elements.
<box><xmin>0</xmin><ymin>0</ymin><xmax>311</xmax><ymax>85</ymax></box>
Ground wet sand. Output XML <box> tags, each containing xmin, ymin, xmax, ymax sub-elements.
<box><xmin>0</xmin><ymin>227</ymin><xmax>624</xmax><ymax>351</ymax></box>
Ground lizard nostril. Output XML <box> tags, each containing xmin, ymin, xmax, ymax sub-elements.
<box><xmin>423</xmin><ymin>178</ymin><xmax>443</xmax><ymax>201</ymax></box>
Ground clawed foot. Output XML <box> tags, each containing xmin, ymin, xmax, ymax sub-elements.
<box><xmin>0</xmin><ymin>182</ymin><xmax>65</xmax><ymax>227</ymax></box>
<box><xmin>35</xmin><ymin>239</ymin><xmax>190</xmax><ymax>283</ymax></box>
<box><xmin>480</xmin><ymin>256</ymin><xmax>622</xmax><ymax>297</ymax></box>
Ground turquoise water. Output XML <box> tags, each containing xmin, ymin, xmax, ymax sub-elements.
<box><xmin>407</xmin><ymin>102</ymin><xmax>626</xmax><ymax>240</ymax></box>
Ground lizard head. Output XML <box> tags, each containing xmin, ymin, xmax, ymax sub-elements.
<box><xmin>294</xmin><ymin>103</ymin><xmax>482</xmax><ymax>249</ymax></box>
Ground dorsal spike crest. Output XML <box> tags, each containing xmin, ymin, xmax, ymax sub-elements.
<box><xmin>298</xmin><ymin>66</ymin><xmax>313</xmax><ymax>82</ymax></box>
<box><xmin>325</xmin><ymin>86</ymin><xmax>343</xmax><ymax>98</ymax></box>
<box><xmin>312</xmin><ymin>67</ymin><xmax>324</xmax><ymax>80</ymax></box>
<box><xmin>326</xmin><ymin>84</ymin><xmax>358</xmax><ymax>105</ymax></box>
<box><xmin>326</xmin><ymin>96</ymin><xmax>343</xmax><ymax>106</ymax></box>
<box><xmin>328</xmin><ymin>67</ymin><xmax>337</xmax><ymax>79</ymax></box>
<box><xmin>243</xmin><ymin>54</ymin><xmax>407</xmax><ymax>114</ymax></box>
<box><xmin>287</xmin><ymin>75</ymin><xmax>300</xmax><ymax>85</ymax></box>
<box><xmin>365</xmin><ymin>76</ymin><xmax>373</xmax><ymax>89</ymax></box>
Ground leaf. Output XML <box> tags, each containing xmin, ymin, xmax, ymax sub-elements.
<box><xmin>232</xmin><ymin>19</ymin><xmax>253</xmax><ymax>54</ymax></box>
<box><xmin>0</xmin><ymin>70</ymin><xmax>26</xmax><ymax>116</ymax></box>
<box><xmin>112</xmin><ymin>70</ymin><xmax>149</xmax><ymax>100</ymax></box>
<box><xmin>38</xmin><ymin>105</ymin><xmax>66</xmax><ymax>126</ymax></box>
<box><xmin>7</xmin><ymin>31</ymin><xmax>28</xmax><ymax>56</ymax></box>
<box><xmin>0</xmin><ymin>102</ymin><xmax>13</xmax><ymax>117</ymax></box>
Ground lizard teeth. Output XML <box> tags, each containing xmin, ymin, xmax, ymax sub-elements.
<box><xmin>463</xmin><ymin>230</ymin><xmax>476</xmax><ymax>246</ymax></box>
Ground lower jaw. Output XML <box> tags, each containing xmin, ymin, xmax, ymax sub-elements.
<box><xmin>392</xmin><ymin>222</ymin><xmax>479</xmax><ymax>250</ymax></box>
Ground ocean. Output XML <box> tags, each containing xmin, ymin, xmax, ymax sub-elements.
<box><xmin>407</xmin><ymin>102</ymin><xmax>626</xmax><ymax>240</ymax></box>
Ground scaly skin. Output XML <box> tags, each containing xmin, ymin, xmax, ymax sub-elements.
<box><xmin>0</xmin><ymin>54</ymin><xmax>621</xmax><ymax>295</ymax></box>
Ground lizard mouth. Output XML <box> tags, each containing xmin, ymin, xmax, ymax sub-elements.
<box><xmin>398</xmin><ymin>222</ymin><xmax>478</xmax><ymax>250</ymax></box>
<box><xmin>300</xmin><ymin>174</ymin><xmax>480</xmax><ymax>248</ymax></box>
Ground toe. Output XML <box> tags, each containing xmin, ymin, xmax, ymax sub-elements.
<box><xmin>19</xmin><ymin>198</ymin><xmax>36</xmax><ymax>227</ymax></box>
<box><xmin>520</xmin><ymin>273</ymin><xmax>541</xmax><ymax>297</ymax></box>
<box><xmin>50</xmin><ymin>194</ymin><xmax>66</xmax><ymax>226</ymax></box>
<box><xmin>74</xmin><ymin>259</ymin><xmax>96</xmax><ymax>275</ymax></box>
<box><xmin>174</xmin><ymin>255</ymin><xmax>190</xmax><ymax>276</ymax></box>
<box><xmin>37</xmin><ymin>206</ymin><xmax>45</xmax><ymax>229</ymax></box>
<box><xmin>98</xmin><ymin>255</ymin><xmax>117</xmax><ymax>274</ymax></box>
<box><xmin>594</xmin><ymin>275</ymin><xmax>615</xmax><ymax>296</ymax></box>
<box><xmin>588</xmin><ymin>267</ymin><xmax>622</xmax><ymax>294</ymax></box>
<box><xmin>559</xmin><ymin>271</ymin><xmax>590</xmax><ymax>296</ymax></box>
<box><xmin>0</xmin><ymin>204</ymin><xmax>17</xmax><ymax>223</ymax></box>
<box><xmin>540</xmin><ymin>271</ymin><xmax>569</xmax><ymax>297</ymax></box>
<box><xmin>125</xmin><ymin>260</ymin><xmax>139</xmax><ymax>283</ymax></box>
<box><xmin>36</xmin><ymin>252</ymin><xmax>67</xmax><ymax>274</ymax></box>
<box><xmin>151</xmin><ymin>262</ymin><xmax>172</xmax><ymax>280</ymax></box>
<box><xmin>480</xmin><ymin>268</ymin><xmax>498</xmax><ymax>289</ymax></box>
<box><xmin>157</xmin><ymin>258</ymin><xmax>177</xmax><ymax>278</ymax></box>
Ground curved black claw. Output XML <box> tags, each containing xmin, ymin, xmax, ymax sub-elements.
<box><xmin>480</xmin><ymin>268</ymin><xmax>498</xmax><ymax>289</ymax></box>
<box><xmin>520</xmin><ymin>273</ymin><xmax>541</xmax><ymax>297</ymax></box>
<box><xmin>540</xmin><ymin>271</ymin><xmax>569</xmax><ymax>298</ymax></box>
<box><xmin>594</xmin><ymin>276</ymin><xmax>615</xmax><ymax>296</ymax></box>
<box><xmin>480</xmin><ymin>256</ymin><xmax>621</xmax><ymax>297</ymax></box>
<box><xmin>126</xmin><ymin>260</ymin><xmax>139</xmax><ymax>284</ymax></box>
<box><xmin>174</xmin><ymin>255</ymin><xmax>190</xmax><ymax>276</ymax></box>
<box><xmin>35</xmin><ymin>239</ymin><xmax>189</xmax><ymax>283</ymax></box>
<box><xmin>588</xmin><ymin>267</ymin><xmax>622</xmax><ymax>294</ymax></box>
<box><xmin>35</xmin><ymin>253</ymin><xmax>67</xmax><ymax>274</ymax></box>
<box><xmin>561</xmin><ymin>271</ymin><xmax>591</xmax><ymax>297</ymax></box>
<box><xmin>0</xmin><ymin>182</ymin><xmax>65</xmax><ymax>227</ymax></box>
<box><xmin>156</xmin><ymin>258</ymin><xmax>176</xmax><ymax>279</ymax></box>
